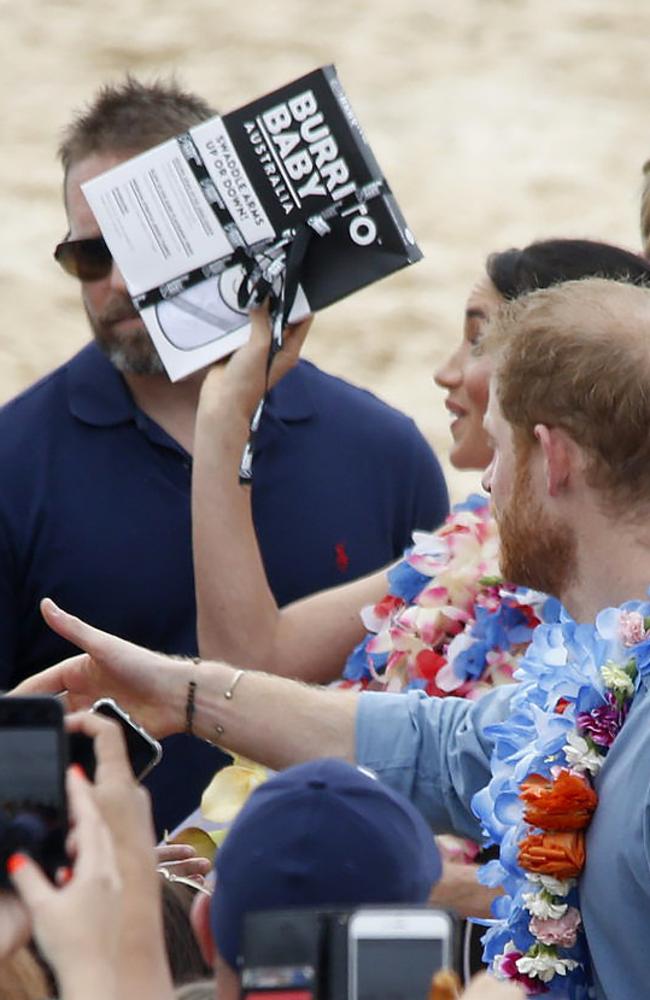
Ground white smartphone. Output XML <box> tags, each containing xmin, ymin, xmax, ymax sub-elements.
<box><xmin>347</xmin><ymin>907</ymin><xmax>455</xmax><ymax>1000</ymax></box>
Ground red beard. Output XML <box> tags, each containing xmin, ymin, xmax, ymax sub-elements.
<box><xmin>496</xmin><ymin>455</ymin><xmax>576</xmax><ymax>599</ymax></box>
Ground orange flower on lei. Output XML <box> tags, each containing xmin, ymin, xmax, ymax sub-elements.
<box><xmin>520</xmin><ymin>770</ymin><xmax>598</xmax><ymax>831</ymax></box>
<box><xmin>518</xmin><ymin>830</ymin><xmax>585</xmax><ymax>879</ymax></box>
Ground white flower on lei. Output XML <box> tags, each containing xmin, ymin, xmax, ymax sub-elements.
<box><xmin>516</xmin><ymin>951</ymin><xmax>579</xmax><ymax>983</ymax></box>
<box><xmin>435</xmin><ymin>629</ymin><xmax>476</xmax><ymax>692</ymax></box>
<box><xmin>527</xmin><ymin>873</ymin><xmax>575</xmax><ymax>896</ymax></box>
<box><xmin>522</xmin><ymin>891</ymin><xmax>568</xmax><ymax>920</ymax></box>
<box><xmin>563</xmin><ymin>730</ymin><xmax>603</xmax><ymax>776</ymax></box>
<box><xmin>601</xmin><ymin>660</ymin><xmax>635</xmax><ymax>698</ymax></box>
<box><xmin>500</xmin><ymin>586</ymin><xmax>549</xmax><ymax>612</ymax></box>
<box><xmin>409</xmin><ymin>530</ymin><xmax>449</xmax><ymax>560</ymax></box>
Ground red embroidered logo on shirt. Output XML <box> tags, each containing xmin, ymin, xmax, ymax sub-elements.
<box><xmin>335</xmin><ymin>542</ymin><xmax>350</xmax><ymax>573</ymax></box>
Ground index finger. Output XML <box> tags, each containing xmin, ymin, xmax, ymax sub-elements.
<box><xmin>65</xmin><ymin>711</ymin><xmax>134</xmax><ymax>787</ymax></box>
<box><xmin>9</xmin><ymin>656</ymin><xmax>88</xmax><ymax>699</ymax></box>
<box><xmin>282</xmin><ymin>314</ymin><xmax>312</xmax><ymax>357</ymax></box>
<box><xmin>8</xmin><ymin>854</ymin><xmax>53</xmax><ymax>913</ymax></box>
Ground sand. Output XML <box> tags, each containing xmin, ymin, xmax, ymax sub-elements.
<box><xmin>2</xmin><ymin>0</ymin><xmax>650</xmax><ymax>501</ymax></box>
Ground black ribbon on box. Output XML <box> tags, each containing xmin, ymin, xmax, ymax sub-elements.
<box><xmin>233</xmin><ymin>223</ymin><xmax>315</xmax><ymax>483</ymax></box>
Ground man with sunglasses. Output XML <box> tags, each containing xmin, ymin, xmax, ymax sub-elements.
<box><xmin>0</xmin><ymin>77</ymin><xmax>448</xmax><ymax>836</ymax></box>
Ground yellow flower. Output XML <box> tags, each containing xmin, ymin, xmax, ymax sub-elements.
<box><xmin>165</xmin><ymin>826</ymin><xmax>217</xmax><ymax>862</ymax></box>
<box><xmin>200</xmin><ymin>755</ymin><xmax>269</xmax><ymax>825</ymax></box>
<box><xmin>601</xmin><ymin>661</ymin><xmax>635</xmax><ymax>698</ymax></box>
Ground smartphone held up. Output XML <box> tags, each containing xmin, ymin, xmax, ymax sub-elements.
<box><xmin>0</xmin><ymin>696</ymin><xmax>68</xmax><ymax>889</ymax></box>
<box><xmin>348</xmin><ymin>908</ymin><xmax>456</xmax><ymax>1000</ymax></box>
<box><xmin>69</xmin><ymin>697</ymin><xmax>163</xmax><ymax>783</ymax></box>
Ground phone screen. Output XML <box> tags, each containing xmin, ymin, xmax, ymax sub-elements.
<box><xmin>353</xmin><ymin>937</ymin><xmax>445</xmax><ymax>1000</ymax></box>
<box><xmin>0</xmin><ymin>714</ymin><xmax>67</xmax><ymax>887</ymax></box>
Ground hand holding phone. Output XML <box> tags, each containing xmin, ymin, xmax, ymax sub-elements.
<box><xmin>8</xmin><ymin>765</ymin><xmax>123</xmax><ymax>1000</ymax></box>
<box><xmin>59</xmin><ymin>709</ymin><xmax>175</xmax><ymax>999</ymax></box>
<box><xmin>0</xmin><ymin>697</ymin><xmax>68</xmax><ymax>890</ymax></box>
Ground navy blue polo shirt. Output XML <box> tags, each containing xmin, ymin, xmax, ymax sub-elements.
<box><xmin>0</xmin><ymin>343</ymin><xmax>448</xmax><ymax>833</ymax></box>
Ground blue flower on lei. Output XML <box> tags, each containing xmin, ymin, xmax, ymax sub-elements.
<box><xmin>453</xmin><ymin>492</ymin><xmax>490</xmax><ymax>514</ymax></box>
<box><xmin>452</xmin><ymin>597</ymin><xmax>544</xmax><ymax>682</ymax></box>
<box><xmin>385</xmin><ymin>558</ymin><xmax>430</xmax><ymax>603</ymax></box>
<box><xmin>343</xmin><ymin>639</ymin><xmax>387</xmax><ymax>683</ymax></box>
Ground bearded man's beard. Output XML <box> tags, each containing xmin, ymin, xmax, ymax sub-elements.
<box><xmin>85</xmin><ymin>292</ymin><xmax>166</xmax><ymax>376</ymax></box>
<box><xmin>496</xmin><ymin>455</ymin><xmax>577</xmax><ymax>600</ymax></box>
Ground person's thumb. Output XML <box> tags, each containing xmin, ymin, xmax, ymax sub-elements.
<box><xmin>40</xmin><ymin>598</ymin><xmax>112</xmax><ymax>660</ymax></box>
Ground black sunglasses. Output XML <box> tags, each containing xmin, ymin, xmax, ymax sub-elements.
<box><xmin>54</xmin><ymin>236</ymin><xmax>114</xmax><ymax>282</ymax></box>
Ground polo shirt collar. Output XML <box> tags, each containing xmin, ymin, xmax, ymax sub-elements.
<box><xmin>66</xmin><ymin>343</ymin><xmax>137</xmax><ymax>427</ymax></box>
<box><xmin>66</xmin><ymin>342</ymin><xmax>317</xmax><ymax>427</ymax></box>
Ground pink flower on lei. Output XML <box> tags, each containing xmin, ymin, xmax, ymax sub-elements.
<box><xmin>529</xmin><ymin>907</ymin><xmax>582</xmax><ymax>948</ymax></box>
<box><xmin>619</xmin><ymin>610</ymin><xmax>649</xmax><ymax>646</ymax></box>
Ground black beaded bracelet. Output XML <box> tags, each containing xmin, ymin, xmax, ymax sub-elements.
<box><xmin>185</xmin><ymin>679</ymin><xmax>197</xmax><ymax>735</ymax></box>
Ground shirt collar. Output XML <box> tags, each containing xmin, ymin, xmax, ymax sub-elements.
<box><xmin>66</xmin><ymin>343</ymin><xmax>137</xmax><ymax>427</ymax></box>
<box><xmin>66</xmin><ymin>343</ymin><xmax>317</xmax><ymax>427</ymax></box>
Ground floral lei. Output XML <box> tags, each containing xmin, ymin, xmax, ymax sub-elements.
<box><xmin>342</xmin><ymin>494</ymin><xmax>558</xmax><ymax>700</ymax></box>
<box><xmin>472</xmin><ymin>600</ymin><xmax>650</xmax><ymax>997</ymax></box>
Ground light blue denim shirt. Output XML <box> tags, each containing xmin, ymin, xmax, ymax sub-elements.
<box><xmin>356</xmin><ymin>680</ymin><xmax>650</xmax><ymax>1000</ymax></box>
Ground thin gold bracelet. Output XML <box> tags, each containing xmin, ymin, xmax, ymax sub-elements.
<box><xmin>185</xmin><ymin>669</ymin><xmax>245</xmax><ymax>740</ymax></box>
<box><xmin>213</xmin><ymin>669</ymin><xmax>246</xmax><ymax>738</ymax></box>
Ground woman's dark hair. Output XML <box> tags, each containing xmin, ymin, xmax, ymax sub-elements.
<box><xmin>487</xmin><ymin>239</ymin><xmax>650</xmax><ymax>300</ymax></box>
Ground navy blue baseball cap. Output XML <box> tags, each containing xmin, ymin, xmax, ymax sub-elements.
<box><xmin>210</xmin><ymin>758</ymin><xmax>441</xmax><ymax>968</ymax></box>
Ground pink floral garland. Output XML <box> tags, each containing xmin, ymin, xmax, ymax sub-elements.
<box><xmin>342</xmin><ymin>494</ymin><xmax>550</xmax><ymax>699</ymax></box>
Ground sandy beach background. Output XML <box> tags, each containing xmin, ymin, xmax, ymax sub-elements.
<box><xmin>2</xmin><ymin>0</ymin><xmax>650</xmax><ymax>501</ymax></box>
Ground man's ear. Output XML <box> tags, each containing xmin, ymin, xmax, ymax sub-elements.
<box><xmin>190</xmin><ymin>890</ymin><xmax>217</xmax><ymax>967</ymax></box>
<box><xmin>534</xmin><ymin>424</ymin><xmax>574</xmax><ymax>497</ymax></box>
